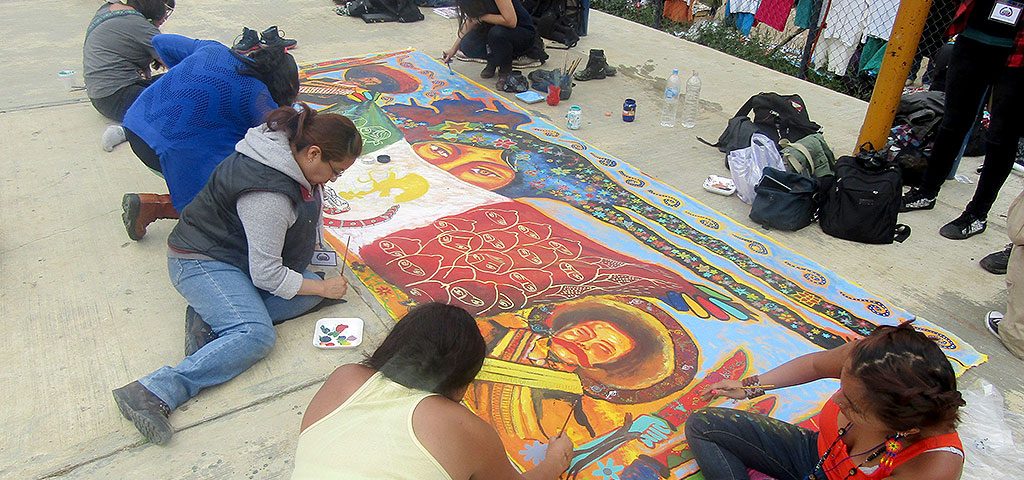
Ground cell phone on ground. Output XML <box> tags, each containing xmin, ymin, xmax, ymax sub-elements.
<box><xmin>362</xmin><ymin>13</ymin><xmax>397</xmax><ymax>23</ymax></box>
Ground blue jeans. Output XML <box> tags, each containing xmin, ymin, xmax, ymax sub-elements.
<box><xmin>685</xmin><ymin>408</ymin><xmax>821</xmax><ymax>480</ymax></box>
<box><xmin>140</xmin><ymin>258</ymin><xmax>323</xmax><ymax>410</ymax></box>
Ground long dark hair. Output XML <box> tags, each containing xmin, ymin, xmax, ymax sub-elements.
<box><xmin>363</xmin><ymin>303</ymin><xmax>486</xmax><ymax>399</ymax></box>
<box><xmin>456</xmin><ymin>0</ymin><xmax>496</xmax><ymax>26</ymax></box>
<box><xmin>850</xmin><ymin>322</ymin><xmax>965</xmax><ymax>431</ymax></box>
<box><xmin>236</xmin><ymin>47</ymin><xmax>300</xmax><ymax>108</ymax></box>
<box><xmin>126</xmin><ymin>0</ymin><xmax>174</xmax><ymax>22</ymax></box>
<box><xmin>265</xmin><ymin>104</ymin><xmax>362</xmax><ymax>162</ymax></box>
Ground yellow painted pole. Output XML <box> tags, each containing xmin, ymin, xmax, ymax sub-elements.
<box><xmin>855</xmin><ymin>0</ymin><xmax>933</xmax><ymax>153</ymax></box>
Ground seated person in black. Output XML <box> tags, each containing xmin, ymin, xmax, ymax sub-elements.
<box><xmin>442</xmin><ymin>0</ymin><xmax>536</xmax><ymax>89</ymax></box>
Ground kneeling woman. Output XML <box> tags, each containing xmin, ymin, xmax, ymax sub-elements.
<box><xmin>112</xmin><ymin>105</ymin><xmax>362</xmax><ymax>445</ymax></box>
<box><xmin>443</xmin><ymin>0</ymin><xmax>536</xmax><ymax>88</ymax></box>
<box><xmin>292</xmin><ymin>302</ymin><xmax>574</xmax><ymax>479</ymax></box>
<box><xmin>687</xmin><ymin>322</ymin><xmax>965</xmax><ymax>480</ymax></box>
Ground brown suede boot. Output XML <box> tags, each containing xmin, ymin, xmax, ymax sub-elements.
<box><xmin>122</xmin><ymin>193</ymin><xmax>179</xmax><ymax>241</ymax></box>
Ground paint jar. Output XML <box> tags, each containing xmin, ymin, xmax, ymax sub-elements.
<box><xmin>622</xmin><ymin>99</ymin><xmax>636</xmax><ymax>122</ymax></box>
<box><xmin>58</xmin><ymin>69</ymin><xmax>77</xmax><ymax>92</ymax></box>
<box><xmin>566</xmin><ymin>105</ymin><xmax>582</xmax><ymax>130</ymax></box>
<box><xmin>547</xmin><ymin>85</ymin><xmax>561</xmax><ymax>106</ymax></box>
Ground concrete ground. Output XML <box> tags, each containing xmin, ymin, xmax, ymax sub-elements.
<box><xmin>2</xmin><ymin>1</ymin><xmax>1021</xmax><ymax>478</ymax></box>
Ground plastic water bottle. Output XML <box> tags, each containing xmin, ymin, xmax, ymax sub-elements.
<box><xmin>681</xmin><ymin>71</ymin><xmax>701</xmax><ymax>128</ymax></box>
<box><xmin>660</xmin><ymin>68</ymin><xmax>681</xmax><ymax>128</ymax></box>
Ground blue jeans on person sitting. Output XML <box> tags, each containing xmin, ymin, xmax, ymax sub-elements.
<box><xmin>139</xmin><ymin>257</ymin><xmax>324</xmax><ymax>410</ymax></box>
<box><xmin>685</xmin><ymin>407</ymin><xmax>821</xmax><ymax>480</ymax></box>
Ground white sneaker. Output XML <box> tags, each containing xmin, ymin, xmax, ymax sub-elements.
<box><xmin>102</xmin><ymin>125</ymin><xmax>127</xmax><ymax>152</ymax></box>
<box><xmin>986</xmin><ymin>311</ymin><xmax>1004</xmax><ymax>338</ymax></box>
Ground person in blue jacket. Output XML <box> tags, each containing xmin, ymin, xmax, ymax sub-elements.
<box><xmin>118</xmin><ymin>33</ymin><xmax>299</xmax><ymax>241</ymax></box>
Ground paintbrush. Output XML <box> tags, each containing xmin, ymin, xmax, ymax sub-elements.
<box><xmin>441</xmin><ymin>52</ymin><xmax>454</xmax><ymax>75</ymax></box>
<box><xmin>557</xmin><ymin>397</ymin><xmax>581</xmax><ymax>437</ymax></box>
<box><xmin>339</xmin><ymin>235</ymin><xmax>352</xmax><ymax>276</ymax></box>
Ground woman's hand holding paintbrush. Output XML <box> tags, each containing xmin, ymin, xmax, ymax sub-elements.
<box><xmin>701</xmin><ymin>379</ymin><xmax>776</xmax><ymax>401</ymax></box>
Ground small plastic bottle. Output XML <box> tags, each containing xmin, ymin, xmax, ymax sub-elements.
<box><xmin>660</xmin><ymin>68</ymin><xmax>681</xmax><ymax>128</ymax></box>
<box><xmin>681</xmin><ymin>71</ymin><xmax>701</xmax><ymax>128</ymax></box>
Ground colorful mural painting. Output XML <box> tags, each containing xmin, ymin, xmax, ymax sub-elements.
<box><xmin>300</xmin><ymin>50</ymin><xmax>986</xmax><ymax>479</ymax></box>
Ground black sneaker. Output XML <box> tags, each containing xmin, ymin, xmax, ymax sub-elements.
<box><xmin>112</xmin><ymin>381</ymin><xmax>173</xmax><ymax>445</ymax></box>
<box><xmin>184</xmin><ymin>306</ymin><xmax>217</xmax><ymax>357</ymax></box>
<box><xmin>260</xmin><ymin>26</ymin><xmax>297</xmax><ymax>50</ymax></box>
<box><xmin>986</xmin><ymin>311</ymin><xmax>1004</xmax><ymax>338</ymax></box>
<box><xmin>980</xmin><ymin>243</ymin><xmax>1013</xmax><ymax>274</ymax></box>
<box><xmin>939</xmin><ymin>211</ymin><xmax>987</xmax><ymax>239</ymax></box>
<box><xmin>232</xmin><ymin>27</ymin><xmax>260</xmax><ymax>53</ymax></box>
<box><xmin>899</xmin><ymin>188</ymin><xmax>936</xmax><ymax>212</ymax></box>
<box><xmin>480</xmin><ymin>64</ymin><xmax>497</xmax><ymax>79</ymax></box>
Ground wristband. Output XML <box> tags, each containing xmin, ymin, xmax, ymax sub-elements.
<box><xmin>741</xmin><ymin>375</ymin><xmax>766</xmax><ymax>399</ymax></box>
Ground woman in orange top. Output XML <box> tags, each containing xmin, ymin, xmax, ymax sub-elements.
<box><xmin>686</xmin><ymin>322</ymin><xmax>965</xmax><ymax>479</ymax></box>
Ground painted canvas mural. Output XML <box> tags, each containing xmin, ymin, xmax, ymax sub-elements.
<box><xmin>300</xmin><ymin>50</ymin><xmax>985</xmax><ymax>479</ymax></box>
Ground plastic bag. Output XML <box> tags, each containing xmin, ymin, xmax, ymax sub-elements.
<box><xmin>728</xmin><ymin>133</ymin><xmax>784</xmax><ymax>204</ymax></box>
<box><xmin>958</xmin><ymin>378</ymin><xmax>1024</xmax><ymax>479</ymax></box>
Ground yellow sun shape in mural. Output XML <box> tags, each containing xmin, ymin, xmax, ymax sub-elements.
<box><xmin>441</xmin><ymin>121</ymin><xmax>472</xmax><ymax>134</ymax></box>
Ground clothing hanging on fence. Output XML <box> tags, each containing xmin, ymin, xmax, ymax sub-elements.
<box><xmin>794</xmin><ymin>0</ymin><xmax>825</xmax><ymax>28</ymax></box>
<box><xmin>663</xmin><ymin>0</ymin><xmax>695</xmax><ymax>23</ymax></box>
<box><xmin>726</xmin><ymin>0</ymin><xmax>760</xmax><ymax>35</ymax></box>
<box><xmin>813</xmin><ymin>37</ymin><xmax>858</xmax><ymax>74</ymax></box>
<box><xmin>754</xmin><ymin>0</ymin><xmax>796</xmax><ymax>31</ymax></box>
<box><xmin>859</xmin><ymin>36</ymin><xmax>887</xmax><ymax>74</ymax></box>
<box><xmin>863</xmin><ymin>0</ymin><xmax>899</xmax><ymax>40</ymax></box>
<box><xmin>729</xmin><ymin>0</ymin><xmax>762</xmax><ymax>14</ymax></box>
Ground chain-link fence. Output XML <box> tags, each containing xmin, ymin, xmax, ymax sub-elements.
<box><xmin>593</xmin><ymin>0</ymin><xmax>961</xmax><ymax>101</ymax></box>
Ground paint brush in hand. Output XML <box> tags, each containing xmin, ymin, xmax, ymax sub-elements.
<box><xmin>339</xmin><ymin>235</ymin><xmax>352</xmax><ymax>276</ymax></box>
<box><xmin>442</xmin><ymin>52</ymin><xmax>454</xmax><ymax>75</ymax></box>
<box><xmin>557</xmin><ymin>397</ymin><xmax>581</xmax><ymax>437</ymax></box>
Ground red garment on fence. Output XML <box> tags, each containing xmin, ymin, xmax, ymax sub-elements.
<box><xmin>755</xmin><ymin>0</ymin><xmax>796</xmax><ymax>32</ymax></box>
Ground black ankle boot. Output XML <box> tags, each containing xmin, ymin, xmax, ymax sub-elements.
<box><xmin>260</xmin><ymin>26</ymin><xmax>297</xmax><ymax>50</ymax></box>
<box><xmin>232</xmin><ymin>27</ymin><xmax>261</xmax><ymax>53</ymax></box>
<box><xmin>481</xmin><ymin>64</ymin><xmax>497</xmax><ymax>79</ymax></box>
<box><xmin>184</xmin><ymin>306</ymin><xmax>217</xmax><ymax>356</ymax></box>
<box><xmin>112</xmin><ymin>381</ymin><xmax>173</xmax><ymax>445</ymax></box>
<box><xmin>574</xmin><ymin>49</ymin><xmax>611</xmax><ymax>81</ymax></box>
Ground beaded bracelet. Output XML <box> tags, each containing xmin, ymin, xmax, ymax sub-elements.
<box><xmin>741</xmin><ymin>375</ymin><xmax>766</xmax><ymax>399</ymax></box>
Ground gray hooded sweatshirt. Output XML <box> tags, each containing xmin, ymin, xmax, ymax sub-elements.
<box><xmin>232</xmin><ymin>126</ymin><xmax>318</xmax><ymax>299</ymax></box>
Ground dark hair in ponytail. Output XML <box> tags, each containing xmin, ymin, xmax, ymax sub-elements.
<box><xmin>851</xmin><ymin>321</ymin><xmax>966</xmax><ymax>431</ymax></box>
<box><xmin>127</xmin><ymin>0</ymin><xmax>174</xmax><ymax>23</ymax></box>
<box><xmin>363</xmin><ymin>303</ymin><xmax>486</xmax><ymax>399</ymax></box>
<box><xmin>265</xmin><ymin>103</ymin><xmax>362</xmax><ymax>162</ymax></box>
<box><xmin>236</xmin><ymin>47</ymin><xmax>300</xmax><ymax>108</ymax></box>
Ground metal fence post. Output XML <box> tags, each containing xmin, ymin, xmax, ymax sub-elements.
<box><xmin>854</xmin><ymin>0</ymin><xmax>933</xmax><ymax>153</ymax></box>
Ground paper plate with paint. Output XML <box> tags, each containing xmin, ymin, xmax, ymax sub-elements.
<box><xmin>313</xmin><ymin>317</ymin><xmax>364</xmax><ymax>349</ymax></box>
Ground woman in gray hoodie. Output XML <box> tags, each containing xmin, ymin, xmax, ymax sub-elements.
<box><xmin>111</xmin><ymin>104</ymin><xmax>363</xmax><ymax>445</ymax></box>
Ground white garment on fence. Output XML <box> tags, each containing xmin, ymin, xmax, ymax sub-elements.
<box><xmin>730</xmin><ymin>0</ymin><xmax>762</xmax><ymax>15</ymax></box>
<box><xmin>819</xmin><ymin>0</ymin><xmax>868</xmax><ymax>46</ymax></box>
<box><xmin>812</xmin><ymin>37</ymin><xmax>858</xmax><ymax>75</ymax></box>
<box><xmin>863</xmin><ymin>0</ymin><xmax>899</xmax><ymax>40</ymax></box>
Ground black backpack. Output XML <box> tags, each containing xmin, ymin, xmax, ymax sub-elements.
<box><xmin>737</xmin><ymin>92</ymin><xmax>821</xmax><ymax>145</ymax></box>
<box><xmin>343</xmin><ymin>0</ymin><xmax>424</xmax><ymax>22</ymax></box>
<box><xmin>819</xmin><ymin>150</ymin><xmax>910</xmax><ymax>244</ymax></box>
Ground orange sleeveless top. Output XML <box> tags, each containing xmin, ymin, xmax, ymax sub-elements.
<box><xmin>816</xmin><ymin>395</ymin><xmax>963</xmax><ymax>479</ymax></box>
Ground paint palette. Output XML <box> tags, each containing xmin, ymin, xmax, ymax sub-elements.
<box><xmin>313</xmin><ymin>317</ymin><xmax>364</xmax><ymax>349</ymax></box>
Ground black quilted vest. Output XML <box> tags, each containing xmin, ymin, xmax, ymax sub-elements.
<box><xmin>168</xmin><ymin>152</ymin><xmax>320</xmax><ymax>276</ymax></box>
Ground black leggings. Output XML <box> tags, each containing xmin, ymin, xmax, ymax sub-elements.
<box><xmin>920</xmin><ymin>37</ymin><xmax>1024</xmax><ymax>217</ymax></box>
<box><xmin>460</xmin><ymin>24</ymin><xmax>535</xmax><ymax>71</ymax></box>
<box><xmin>89</xmin><ymin>75</ymin><xmax>160</xmax><ymax>123</ymax></box>
<box><xmin>124</xmin><ymin>127</ymin><xmax>162</xmax><ymax>174</ymax></box>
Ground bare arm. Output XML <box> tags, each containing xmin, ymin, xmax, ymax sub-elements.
<box><xmin>470</xmin><ymin>427</ymin><xmax>572</xmax><ymax>480</ymax></box>
<box><xmin>444</xmin><ymin>17</ymin><xmax>482</xmax><ymax>61</ymax></box>
<box><xmin>704</xmin><ymin>340</ymin><xmax>857</xmax><ymax>400</ymax></box>
<box><xmin>479</xmin><ymin>0</ymin><xmax>518</xmax><ymax>28</ymax></box>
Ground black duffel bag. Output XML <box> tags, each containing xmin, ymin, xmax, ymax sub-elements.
<box><xmin>749</xmin><ymin>166</ymin><xmax>819</xmax><ymax>231</ymax></box>
<box><xmin>819</xmin><ymin>150</ymin><xmax>910</xmax><ymax>244</ymax></box>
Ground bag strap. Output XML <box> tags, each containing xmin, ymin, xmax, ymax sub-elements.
<box><xmin>789</xmin><ymin>141</ymin><xmax>816</xmax><ymax>175</ymax></box>
<box><xmin>734</xmin><ymin>96</ymin><xmax>755</xmax><ymax>118</ymax></box>
<box><xmin>87</xmin><ymin>9</ymin><xmax>145</xmax><ymax>38</ymax></box>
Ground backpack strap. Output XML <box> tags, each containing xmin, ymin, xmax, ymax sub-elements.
<box><xmin>734</xmin><ymin>96</ymin><xmax>755</xmax><ymax>118</ymax></box>
<box><xmin>86</xmin><ymin>9</ymin><xmax>146</xmax><ymax>38</ymax></box>
<box><xmin>789</xmin><ymin>141</ymin><xmax>816</xmax><ymax>176</ymax></box>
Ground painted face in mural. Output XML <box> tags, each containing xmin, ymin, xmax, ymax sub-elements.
<box><xmin>548</xmin><ymin>320</ymin><xmax>637</xmax><ymax>368</ymax></box>
<box><xmin>412</xmin><ymin>141</ymin><xmax>515</xmax><ymax>191</ymax></box>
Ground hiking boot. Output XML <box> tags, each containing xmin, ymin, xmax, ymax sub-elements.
<box><xmin>122</xmin><ymin>193</ymin><xmax>179</xmax><ymax>241</ymax></box>
<box><xmin>184</xmin><ymin>306</ymin><xmax>217</xmax><ymax>357</ymax></box>
<box><xmin>574</xmin><ymin>49</ymin><xmax>611</xmax><ymax>81</ymax></box>
<box><xmin>480</xmin><ymin>64</ymin><xmax>497</xmax><ymax>79</ymax></box>
<box><xmin>260</xmin><ymin>26</ymin><xmax>297</xmax><ymax>50</ymax></box>
<box><xmin>112</xmin><ymin>381</ymin><xmax>173</xmax><ymax>445</ymax></box>
<box><xmin>232</xmin><ymin>27</ymin><xmax>261</xmax><ymax>53</ymax></box>
<box><xmin>985</xmin><ymin>311</ymin><xmax>1004</xmax><ymax>338</ymax></box>
<box><xmin>980</xmin><ymin>243</ymin><xmax>1012</xmax><ymax>274</ymax></box>
<box><xmin>899</xmin><ymin>188</ymin><xmax>936</xmax><ymax>212</ymax></box>
<box><xmin>939</xmin><ymin>211</ymin><xmax>987</xmax><ymax>240</ymax></box>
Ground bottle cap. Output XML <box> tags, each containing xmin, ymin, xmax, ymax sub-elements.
<box><xmin>672</xmin><ymin>68</ymin><xmax>679</xmax><ymax>74</ymax></box>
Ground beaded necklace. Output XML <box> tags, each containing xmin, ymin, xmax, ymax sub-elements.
<box><xmin>806</xmin><ymin>423</ymin><xmax>905</xmax><ymax>479</ymax></box>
